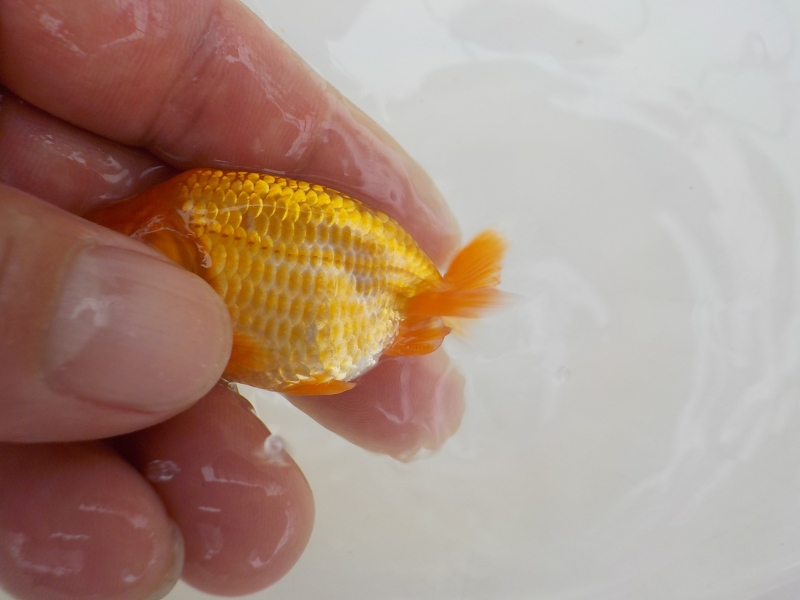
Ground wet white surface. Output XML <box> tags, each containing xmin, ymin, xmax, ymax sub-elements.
<box><xmin>184</xmin><ymin>1</ymin><xmax>800</xmax><ymax>598</ymax></box>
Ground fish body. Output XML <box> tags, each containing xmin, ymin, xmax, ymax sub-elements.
<box><xmin>87</xmin><ymin>169</ymin><xmax>504</xmax><ymax>395</ymax></box>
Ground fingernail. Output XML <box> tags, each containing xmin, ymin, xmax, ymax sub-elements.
<box><xmin>45</xmin><ymin>246</ymin><xmax>232</xmax><ymax>410</ymax></box>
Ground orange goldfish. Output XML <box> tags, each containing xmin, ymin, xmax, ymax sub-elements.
<box><xmin>86</xmin><ymin>169</ymin><xmax>505</xmax><ymax>395</ymax></box>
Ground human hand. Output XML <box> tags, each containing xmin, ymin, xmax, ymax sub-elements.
<box><xmin>0</xmin><ymin>0</ymin><xmax>465</xmax><ymax>598</ymax></box>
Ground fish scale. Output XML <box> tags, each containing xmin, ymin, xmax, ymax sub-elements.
<box><xmin>178</xmin><ymin>170</ymin><xmax>439</xmax><ymax>389</ymax></box>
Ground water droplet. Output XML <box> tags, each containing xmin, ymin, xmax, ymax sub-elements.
<box><xmin>263</xmin><ymin>434</ymin><xmax>284</xmax><ymax>457</ymax></box>
<box><xmin>223</xmin><ymin>380</ymin><xmax>240</xmax><ymax>394</ymax></box>
<box><xmin>255</xmin><ymin>434</ymin><xmax>289</xmax><ymax>466</ymax></box>
<box><xmin>145</xmin><ymin>460</ymin><xmax>181</xmax><ymax>482</ymax></box>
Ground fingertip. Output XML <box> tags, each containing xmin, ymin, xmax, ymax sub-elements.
<box><xmin>45</xmin><ymin>243</ymin><xmax>233</xmax><ymax>412</ymax></box>
<box><xmin>0</xmin><ymin>186</ymin><xmax>232</xmax><ymax>442</ymax></box>
<box><xmin>0</xmin><ymin>442</ymin><xmax>182</xmax><ymax>600</ymax></box>
<box><xmin>117</xmin><ymin>384</ymin><xmax>315</xmax><ymax>596</ymax></box>
<box><xmin>289</xmin><ymin>350</ymin><xmax>466</xmax><ymax>461</ymax></box>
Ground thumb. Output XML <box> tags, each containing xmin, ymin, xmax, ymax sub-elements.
<box><xmin>0</xmin><ymin>184</ymin><xmax>232</xmax><ymax>442</ymax></box>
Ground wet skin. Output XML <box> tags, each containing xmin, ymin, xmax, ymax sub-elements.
<box><xmin>0</xmin><ymin>0</ymin><xmax>464</xmax><ymax>598</ymax></box>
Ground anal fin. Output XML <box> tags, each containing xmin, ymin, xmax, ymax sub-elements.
<box><xmin>283</xmin><ymin>378</ymin><xmax>355</xmax><ymax>395</ymax></box>
<box><xmin>385</xmin><ymin>316</ymin><xmax>451</xmax><ymax>357</ymax></box>
<box><xmin>225</xmin><ymin>334</ymin><xmax>355</xmax><ymax>395</ymax></box>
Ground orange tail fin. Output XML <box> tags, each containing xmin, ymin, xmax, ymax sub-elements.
<box><xmin>405</xmin><ymin>229</ymin><xmax>507</xmax><ymax>318</ymax></box>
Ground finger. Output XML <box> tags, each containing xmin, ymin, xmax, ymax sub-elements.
<box><xmin>0</xmin><ymin>184</ymin><xmax>232</xmax><ymax>442</ymax></box>
<box><xmin>0</xmin><ymin>442</ymin><xmax>182</xmax><ymax>600</ymax></box>
<box><xmin>115</xmin><ymin>384</ymin><xmax>314</xmax><ymax>596</ymax></box>
<box><xmin>0</xmin><ymin>88</ymin><xmax>170</xmax><ymax>214</ymax></box>
<box><xmin>288</xmin><ymin>350</ymin><xmax>466</xmax><ymax>461</ymax></box>
<box><xmin>0</xmin><ymin>0</ymin><xmax>459</xmax><ymax>263</ymax></box>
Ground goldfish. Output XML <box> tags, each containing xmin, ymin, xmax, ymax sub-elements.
<box><xmin>86</xmin><ymin>169</ymin><xmax>505</xmax><ymax>395</ymax></box>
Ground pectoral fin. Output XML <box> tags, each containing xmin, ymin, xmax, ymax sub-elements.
<box><xmin>224</xmin><ymin>333</ymin><xmax>273</xmax><ymax>383</ymax></box>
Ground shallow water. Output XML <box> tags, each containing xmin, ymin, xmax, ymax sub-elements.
<box><xmin>197</xmin><ymin>2</ymin><xmax>800</xmax><ymax>599</ymax></box>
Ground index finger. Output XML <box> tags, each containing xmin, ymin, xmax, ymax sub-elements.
<box><xmin>0</xmin><ymin>0</ymin><xmax>460</xmax><ymax>263</ymax></box>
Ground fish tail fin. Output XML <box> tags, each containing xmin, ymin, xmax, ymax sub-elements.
<box><xmin>406</xmin><ymin>229</ymin><xmax>508</xmax><ymax>319</ymax></box>
<box><xmin>387</xmin><ymin>230</ymin><xmax>507</xmax><ymax>357</ymax></box>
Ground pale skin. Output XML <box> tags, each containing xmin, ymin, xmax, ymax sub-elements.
<box><xmin>0</xmin><ymin>0</ymin><xmax>465</xmax><ymax>598</ymax></box>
